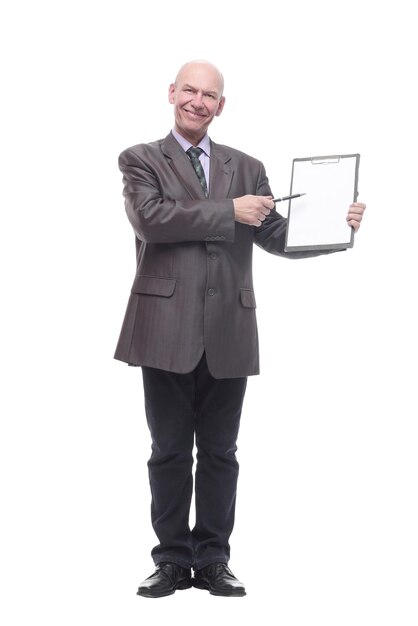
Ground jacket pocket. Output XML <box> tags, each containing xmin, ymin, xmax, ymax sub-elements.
<box><xmin>240</xmin><ymin>288</ymin><xmax>256</xmax><ymax>308</ymax></box>
<box><xmin>131</xmin><ymin>275</ymin><xmax>176</xmax><ymax>297</ymax></box>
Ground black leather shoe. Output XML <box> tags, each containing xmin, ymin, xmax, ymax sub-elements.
<box><xmin>193</xmin><ymin>563</ymin><xmax>246</xmax><ymax>596</ymax></box>
<box><xmin>137</xmin><ymin>562</ymin><xmax>192</xmax><ymax>598</ymax></box>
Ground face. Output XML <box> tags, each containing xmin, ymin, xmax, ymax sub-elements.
<box><xmin>168</xmin><ymin>63</ymin><xmax>225</xmax><ymax>145</ymax></box>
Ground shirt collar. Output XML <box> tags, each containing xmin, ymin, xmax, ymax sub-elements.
<box><xmin>171</xmin><ymin>128</ymin><xmax>211</xmax><ymax>157</ymax></box>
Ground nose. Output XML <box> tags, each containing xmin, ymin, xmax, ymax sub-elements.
<box><xmin>191</xmin><ymin>91</ymin><xmax>204</xmax><ymax>108</ymax></box>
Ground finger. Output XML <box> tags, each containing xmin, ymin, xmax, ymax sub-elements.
<box><xmin>348</xmin><ymin>207</ymin><xmax>365</xmax><ymax>216</ymax></box>
<box><xmin>347</xmin><ymin>219</ymin><xmax>361</xmax><ymax>232</ymax></box>
<box><xmin>261</xmin><ymin>198</ymin><xmax>274</xmax><ymax>210</ymax></box>
<box><xmin>349</xmin><ymin>203</ymin><xmax>366</xmax><ymax>213</ymax></box>
<box><xmin>346</xmin><ymin>212</ymin><xmax>363</xmax><ymax>223</ymax></box>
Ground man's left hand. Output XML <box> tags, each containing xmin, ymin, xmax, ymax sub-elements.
<box><xmin>347</xmin><ymin>202</ymin><xmax>366</xmax><ymax>232</ymax></box>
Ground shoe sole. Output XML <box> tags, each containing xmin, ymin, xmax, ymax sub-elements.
<box><xmin>192</xmin><ymin>579</ymin><xmax>246</xmax><ymax>597</ymax></box>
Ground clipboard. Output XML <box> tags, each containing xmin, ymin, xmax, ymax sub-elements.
<box><xmin>284</xmin><ymin>154</ymin><xmax>360</xmax><ymax>252</ymax></box>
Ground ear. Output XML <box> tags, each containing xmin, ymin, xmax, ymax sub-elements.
<box><xmin>168</xmin><ymin>83</ymin><xmax>176</xmax><ymax>104</ymax></box>
<box><xmin>216</xmin><ymin>96</ymin><xmax>226</xmax><ymax>117</ymax></box>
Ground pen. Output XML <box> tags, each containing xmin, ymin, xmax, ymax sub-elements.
<box><xmin>272</xmin><ymin>193</ymin><xmax>306</xmax><ymax>203</ymax></box>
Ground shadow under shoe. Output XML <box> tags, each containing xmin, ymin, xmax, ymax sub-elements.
<box><xmin>137</xmin><ymin>562</ymin><xmax>192</xmax><ymax>598</ymax></box>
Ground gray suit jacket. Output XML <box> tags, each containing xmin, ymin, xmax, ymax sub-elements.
<box><xmin>114</xmin><ymin>132</ymin><xmax>322</xmax><ymax>378</ymax></box>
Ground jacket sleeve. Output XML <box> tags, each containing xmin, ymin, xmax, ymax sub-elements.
<box><xmin>119</xmin><ymin>148</ymin><xmax>236</xmax><ymax>244</ymax></box>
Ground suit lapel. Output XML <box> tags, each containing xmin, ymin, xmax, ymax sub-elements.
<box><xmin>208</xmin><ymin>141</ymin><xmax>233</xmax><ymax>199</ymax></box>
<box><xmin>161</xmin><ymin>133</ymin><xmax>205</xmax><ymax>199</ymax></box>
<box><xmin>161</xmin><ymin>133</ymin><xmax>234</xmax><ymax>200</ymax></box>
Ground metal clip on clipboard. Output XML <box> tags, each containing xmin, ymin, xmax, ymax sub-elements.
<box><xmin>311</xmin><ymin>156</ymin><xmax>341</xmax><ymax>165</ymax></box>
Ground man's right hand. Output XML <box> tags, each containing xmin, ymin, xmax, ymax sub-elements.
<box><xmin>233</xmin><ymin>195</ymin><xmax>274</xmax><ymax>227</ymax></box>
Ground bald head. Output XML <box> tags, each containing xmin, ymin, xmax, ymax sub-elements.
<box><xmin>175</xmin><ymin>60</ymin><xmax>224</xmax><ymax>97</ymax></box>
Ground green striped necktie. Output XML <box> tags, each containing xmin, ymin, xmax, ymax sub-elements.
<box><xmin>186</xmin><ymin>146</ymin><xmax>208</xmax><ymax>198</ymax></box>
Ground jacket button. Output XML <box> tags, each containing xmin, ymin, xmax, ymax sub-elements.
<box><xmin>208</xmin><ymin>288</ymin><xmax>216</xmax><ymax>296</ymax></box>
<box><xmin>209</xmin><ymin>252</ymin><xmax>218</xmax><ymax>260</ymax></box>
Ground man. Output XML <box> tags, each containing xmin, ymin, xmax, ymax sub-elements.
<box><xmin>115</xmin><ymin>60</ymin><xmax>366</xmax><ymax>598</ymax></box>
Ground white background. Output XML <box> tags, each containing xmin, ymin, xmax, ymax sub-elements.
<box><xmin>1</xmin><ymin>1</ymin><xmax>417</xmax><ymax>624</ymax></box>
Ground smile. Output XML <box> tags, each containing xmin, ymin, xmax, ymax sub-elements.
<box><xmin>184</xmin><ymin>108</ymin><xmax>206</xmax><ymax>118</ymax></box>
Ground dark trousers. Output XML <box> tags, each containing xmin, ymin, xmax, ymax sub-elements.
<box><xmin>141</xmin><ymin>353</ymin><xmax>247</xmax><ymax>570</ymax></box>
